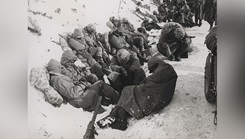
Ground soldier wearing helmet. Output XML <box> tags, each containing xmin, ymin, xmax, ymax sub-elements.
<box><xmin>109</xmin><ymin>49</ymin><xmax>146</xmax><ymax>93</ymax></box>
<box><xmin>157</xmin><ymin>22</ymin><xmax>191</xmax><ymax>61</ymax></box>
<box><xmin>109</xmin><ymin>16</ymin><xmax>122</xmax><ymax>28</ymax></box>
<box><xmin>81</xmin><ymin>24</ymin><xmax>110</xmax><ymax>69</ymax></box>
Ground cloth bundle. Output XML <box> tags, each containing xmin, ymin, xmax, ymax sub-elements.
<box><xmin>29</xmin><ymin>67</ymin><xmax>63</xmax><ymax>107</ymax></box>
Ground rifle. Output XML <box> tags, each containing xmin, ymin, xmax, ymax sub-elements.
<box><xmin>83</xmin><ymin>96</ymin><xmax>102</xmax><ymax>139</ymax></box>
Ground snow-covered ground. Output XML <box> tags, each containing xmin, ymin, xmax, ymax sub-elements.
<box><xmin>28</xmin><ymin>0</ymin><xmax>217</xmax><ymax>138</ymax></box>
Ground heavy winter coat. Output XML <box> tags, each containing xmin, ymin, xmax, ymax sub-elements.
<box><xmin>157</xmin><ymin>22</ymin><xmax>190</xmax><ymax>57</ymax></box>
<box><xmin>82</xmin><ymin>25</ymin><xmax>98</xmax><ymax>47</ymax></box>
<box><xmin>109</xmin><ymin>30</ymin><xmax>130</xmax><ymax>50</ymax></box>
<box><xmin>158</xmin><ymin>22</ymin><xmax>186</xmax><ymax>44</ymax></box>
<box><xmin>120</xmin><ymin>21</ymin><xmax>135</xmax><ymax>33</ymax></box>
<box><xmin>60</xmin><ymin>50</ymin><xmax>103</xmax><ymax>83</ymax></box>
<box><xmin>59</xmin><ymin>31</ymin><xmax>97</xmax><ymax>67</ymax></box>
<box><xmin>60</xmin><ymin>50</ymin><xmax>86</xmax><ymax>83</ymax></box>
<box><xmin>68</xmin><ymin>28</ymin><xmax>88</xmax><ymax>51</ymax></box>
<box><xmin>109</xmin><ymin>53</ymin><xmax>145</xmax><ymax>92</ymax></box>
<box><xmin>48</xmin><ymin>59</ymin><xmax>99</xmax><ymax>111</ymax></box>
<box><xmin>110</xmin><ymin>53</ymin><xmax>141</xmax><ymax>73</ymax></box>
<box><xmin>117</xmin><ymin>58</ymin><xmax>178</xmax><ymax>119</ymax></box>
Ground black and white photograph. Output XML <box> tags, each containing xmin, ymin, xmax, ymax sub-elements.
<box><xmin>28</xmin><ymin>0</ymin><xmax>217</xmax><ymax>138</ymax></box>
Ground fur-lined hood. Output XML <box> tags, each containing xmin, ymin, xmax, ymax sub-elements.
<box><xmin>160</xmin><ymin>22</ymin><xmax>186</xmax><ymax>41</ymax></box>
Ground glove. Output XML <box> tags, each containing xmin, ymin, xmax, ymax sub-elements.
<box><xmin>85</xmin><ymin>82</ymin><xmax>92</xmax><ymax>88</ymax></box>
<box><xmin>119</xmin><ymin>67</ymin><xmax>127</xmax><ymax>77</ymax></box>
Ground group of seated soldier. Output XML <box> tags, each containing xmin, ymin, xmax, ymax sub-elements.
<box><xmin>31</xmin><ymin>15</ymin><xmax>193</xmax><ymax>131</ymax></box>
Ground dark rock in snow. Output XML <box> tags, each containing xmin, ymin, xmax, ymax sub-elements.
<box><xmin>55</xmin><ymin>8</ymin><xmax>61</xmax><ymax>14</ymax></box>
<box><xmin>71</xmin><ymin>8</ymin><xmax>77</xmax><ymax>13</ymax></box>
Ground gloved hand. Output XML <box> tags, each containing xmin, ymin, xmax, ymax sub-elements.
<box><xmin>84</xmin><ymin>82</ymin><xmax>92</xmax><ymax>88</ymax></box>
<box><xmin>118</xmin><ymin>67</ymin><xmax>127</xmax><ymax>77</ymax></box>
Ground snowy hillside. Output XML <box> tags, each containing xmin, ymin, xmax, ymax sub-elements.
<box><xmin>28</xmin><ymin>0</ymin><xmax>217</xmax><ymax>138</ymax></box>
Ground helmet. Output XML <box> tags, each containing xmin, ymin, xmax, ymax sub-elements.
<box><xmin>117</xmin><ymin>49</ymin><xmax>130</xmax><ymax>64</ymax></box>
<box><xmin>72</xmin><ymin>28</ymin><xmax>83</xmax><ymax>39</ymax></box>
<box><xmin>86</xmin><ymin>23</ymin><xmax>96</xmax><ymax>34</ymax></box>
<box><xmin>143</xmin><ymin>17</ymin><xmax>149</xmax><ymax>22</ymax></box>
<box><xmin>153</xmin><ymin>10</ymin><xmax>157</xmax><ymax>15</ymax></box>
<box><xmin>137</xmin><ymin>27</ymin><xmax>146</xmax><ymax>33</ymax></box>
<box><xmin>109</xmin><ymin>16</ymin><xmax>115</xmax><ymax>22</ymax></box>
<box><xmin>122</xmin><ymin>17</ymin><xmax>128</xmax><ymax>23</ymax></box>
<box><xmin>106</xmin><ymin>21</ymin><xmax>116</xmax><ymax>30</ymax></box>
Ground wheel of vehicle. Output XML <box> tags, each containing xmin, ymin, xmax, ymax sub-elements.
<box><xmin>204</xmin><ymin>53</ymin><xmax>216</xmax><ymax>103</ymax></box>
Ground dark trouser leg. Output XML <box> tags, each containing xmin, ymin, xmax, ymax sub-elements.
<box><xmin>90</xmin><ymin>80</ymin><xmax>119</xmax><ymax>106</ymax></box>
<box><xmin>90</xmin><ymin>63</ymin><xmax>104</xmax><ymax>81</ymax></box>
<box><xmin>208</xmin><ymin>20</ymin><xmax>214</xmax><ymax>30</ymax></box>
<box><xmin>195</xmin><ymin>8</ymin><xmax>199</xmax><ymax>25</ymax></box>
<box><xmin>195</xmin><ymin>13</ymin><xmax>198</xmax><ymax>25</ymax></box>
<box><xmin>169</xmin><ymin>42</ymin><xmax>181</xmax><ymax>54</ymax></box>
<box><xmin>100</xmin><ymin>82</ymin><xmax>120</xmax><ymax>105</ymax></box>
<box><xmin>144</xmin><ymin>47</ymin><xmax>152</xmax><ymax>58</ymax></box>
<box><xmin>199</xmin><ymin>19</ymin><xmax>202</xmax><ymax>26</ymax></box>
<box><xmin>109</xmin><ymin>106</ymin><xmax>119</xmax><ymax>117</ymax></box>
<box><xmin>130</xmin><ymin>45</ymin><xmax>147</xmax><ymax>65</ymax></box>
<box><xmin>133</xmin><ymin>36</ymin><xmax>144</xmax><ymax>52</ymax></box>
<box><xmin>121</xmin><ymin>70</ymin><xmax>134</xmax><ymax>87</ymax></box>
<box><xmin>173</xmin><ymin>42</ymin><xmax>189</xmax><ymax>61</ymax></box>
<box><xmin>133</xmin><ymin>68</ymin><xmax>146</xmax><ymax>85</ymax></box>
<box><xmin>89</xmin><ymin>80</ymin><xmax>103</xmax><ymax>93</ymax></box>
<box><xmin>108</xmin><ymin>74</ymin><xmax>123</xmax><ymax>93</ymax></box>
<box><xmin>188</xmin><ymin>16</ymin><xmax>195</xmax><ymax>27</ymax></box>
<box><xmin>163</xmin><ymin>42</ymin><xmax>180</xmax><ymax>61</ymax></box>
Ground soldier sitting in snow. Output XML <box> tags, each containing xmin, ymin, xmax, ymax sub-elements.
<box><xmin>67</xmin><ymin>25</ymin><xmax>110</xmax><ymax>68</ymax></box>
<box><xmin>108</xmin><ymin>49</ymin><xmax>146</xmax><ymax>93</ymax></box>
<box><xmin>96</xmin><ymin>57</ymin><xmax>178</xmax><ymax>130</ymax></box>
<box><xmin>109</xmin><ymin>16</ymin><xmax>122</xmax><ymax>29</ymax></box>
<box><xmin>47</xmin><ymin>59</ymin><xmax>120</xmax><ymax>112</ymax></box>
<box><xmin>59</xmin><ymin>28</ymin><xmax>111</xmax><ymax>80</ymax></box>
<box><xmin>157</xmin><ymin>22</ymin><xmax>191</xmax><ymax>61</ymax></box>
<box><xmin>60</xmin><ymin>50</ymin><xmax>99</xmax><ymax>84</ymax></box>
<box><xmin>108</xmin><ymin>16</ymin><xmax>151</xmax><ymax>65</ymax></box>
<box><xmin>97</xmin><ymin>32</ymin><xmax>117</xmax><ymax>56</ymax></box>
<box><xmin>141</xmin><ymin>18</ymin><xmax>162</xmax><ymax>31</ymax></box>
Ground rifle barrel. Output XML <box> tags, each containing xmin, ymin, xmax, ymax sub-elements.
<box><xmin>83</xmin><ymin>96</ymin><xmax>102</xmax><ymax>139</ymax></box>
